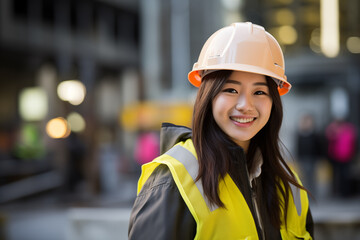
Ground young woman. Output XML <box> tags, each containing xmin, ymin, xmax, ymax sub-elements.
<box><xmin>128</xmin><ymin>22</ymin><xmax>314</xmax><ymax>240</ymax></box>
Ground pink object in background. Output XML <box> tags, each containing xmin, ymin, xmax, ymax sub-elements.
<box><xmin>134</xmin><ymin>132</ymin><xmax>160</xmax><ymax>165</ymax></box>
<box><xmin>326</xmin><ymin>121</ymin><xmax>357</xmax><ymax>163</ymax></box>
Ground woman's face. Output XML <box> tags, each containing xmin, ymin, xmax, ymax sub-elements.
<box><xmin>212</xmin><ymin>71</ymin><xmax>273</xmax><ymax>151</ymax></box>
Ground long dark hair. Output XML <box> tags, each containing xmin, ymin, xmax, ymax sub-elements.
<box><xmin>192</xmin><ymin>70</ymin><xmax>305</xmax><ymax>228</ymax></box>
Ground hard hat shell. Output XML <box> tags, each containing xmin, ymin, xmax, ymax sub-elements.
<box><xmin>188</xmin><ymin>22</ymin><xmax>291</xmax><ymax>95</ymax></box>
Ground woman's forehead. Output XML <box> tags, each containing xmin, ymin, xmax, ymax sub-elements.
<box><xmin>227</xmin><ymin>71</ymin><xmax>267</xmax><ymax>83</ymax></box>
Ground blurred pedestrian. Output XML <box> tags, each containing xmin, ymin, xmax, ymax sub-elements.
<box><xmin>326</xmin><ymin>118</ymin><xmax>357</xmax><ymax>197</ymax></box>
<box><xmin>65</xmin><ymin>132</ymin><xmax>85</xmax><ymax>194</ymax></box>
<box><xmin>129</xmin><ymin>22</ymin><xmax>313</xmax><ymax>239</ymax></box>
<box><xmin>296</xmin><ymin>114</ymin><xmax>321</xmax><ymax>195</ymax></box>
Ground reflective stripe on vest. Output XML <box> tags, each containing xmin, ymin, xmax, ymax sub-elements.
<box><xmin>138</xmin><ymin>139</ymin><xmax>312</xmax><ymax>240</ymax></box>
<box><xmin>165</xmin><ymin>144</ymin><xmax>218</xmax><ymax>212</ymax></box>
<box><xmin>280</xmin><ymin>172</ymin><xmax>312</xmax><ymax>240</ymax></box>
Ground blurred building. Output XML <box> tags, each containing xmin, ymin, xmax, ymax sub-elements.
<box><xmin>249</xmin><ymin>0</ymin><xmax>360</xmax><ymax>153</ymax></box>
<box><xmin>0</xmin><ymin>0</ymin><xmax>140</xmax><ymax>202</ymax></box>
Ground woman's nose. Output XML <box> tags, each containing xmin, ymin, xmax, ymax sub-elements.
<box><xmin>235</xmin><ymin>94</ymin><xmax>254</xmax><ymax>112</ymax></box>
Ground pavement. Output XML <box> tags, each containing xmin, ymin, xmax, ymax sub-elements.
<box><xmin>310</xmin><ymin>197</ymin><xmax>360</xmax><ymax>240</ymax></box>
<box><xmin>0</xmin><ymin>175</ymin><xmax>137</xmax><ymax>240</ymax></box>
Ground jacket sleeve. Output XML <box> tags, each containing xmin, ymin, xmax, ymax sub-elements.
<box><xmin>128</xmin><ymin>164</ymin><xmax>197</xmax><ymax>240</ymax></box>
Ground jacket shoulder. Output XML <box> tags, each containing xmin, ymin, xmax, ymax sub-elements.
<box><xmin>129</xmin><ymin>164</ymin><xmax>196</xmax><ymax>239</ymax></box>
<box><xmin>138</xmin><ymin>164</ymin><xmax>177</xmax><ymax>196</ymax></box>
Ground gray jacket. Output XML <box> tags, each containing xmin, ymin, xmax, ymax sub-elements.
<box><xmin>128</xmin><ymin>123</ymin><xmax>314</xmax><ymax>240</ymax></box>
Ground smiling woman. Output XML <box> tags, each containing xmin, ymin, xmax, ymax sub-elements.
<box><xmin>128</xmin><ymin>22</ymin><xmax>314</xmax><ymax>240</ymax></box>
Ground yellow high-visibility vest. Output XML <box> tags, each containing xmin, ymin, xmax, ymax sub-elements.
<box><xmin>138</xmin><ymin>139</ymin><xmax>312</xmax><ymax>240</ymax></box>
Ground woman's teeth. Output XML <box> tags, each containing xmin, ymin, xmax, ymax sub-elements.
<box><xmin>230</xmin><ymin>117</ymin><xmax>255</xmax><ymax>123</ymax></box>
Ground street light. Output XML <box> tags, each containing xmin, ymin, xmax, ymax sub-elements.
<box><xmin>57</xmin><ymin>80</ymin><xmax>86</xmax><ymax>105</ymax></box>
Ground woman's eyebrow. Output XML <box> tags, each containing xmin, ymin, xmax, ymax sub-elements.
<box><xmin>225</xmin><ymin>79</ymin><xmax>241</xmax><ymax>85</ymax></box>
<box><xmin>254</xmin><ymin>82</ymin><xmax>268</xmax><ymax>86</ymax></box>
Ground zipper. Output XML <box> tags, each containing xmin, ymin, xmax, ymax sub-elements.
<box><xmin>251</xmin><ymin>182</ymin><xmax>265</xmax><ymax>240</ymax></box>
<box><xmin>245</xmin><ymin>167</ymin><xmax>265</xmax><ymax>240</ymax></box>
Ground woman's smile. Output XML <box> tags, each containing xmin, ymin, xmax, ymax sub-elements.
<box><xmin>230</xmin><ymin>116</ymin><xmax>256</xmax><ymax>124</ymax></box>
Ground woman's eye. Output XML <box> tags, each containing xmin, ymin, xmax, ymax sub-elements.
<box><xmin>223</xmin><ymin>88</ymin><xmax>238</xmax><ymax>93</ymax></box>
<box><xmin>254</xmin><ymin>91</ymin><xmax>267</xmax><ymax>95</ymax></box>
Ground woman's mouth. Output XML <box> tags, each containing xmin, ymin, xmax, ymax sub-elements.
<box><xmin>230</xmin><ymin>117</ymin><xmax>255</xmax><ymax>123</ymax></box>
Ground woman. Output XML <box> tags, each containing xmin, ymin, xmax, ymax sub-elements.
<box><xmin>128</xmin><ymin>22</ymin><xmax>314</xmax><ymax>240</ymax></box>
